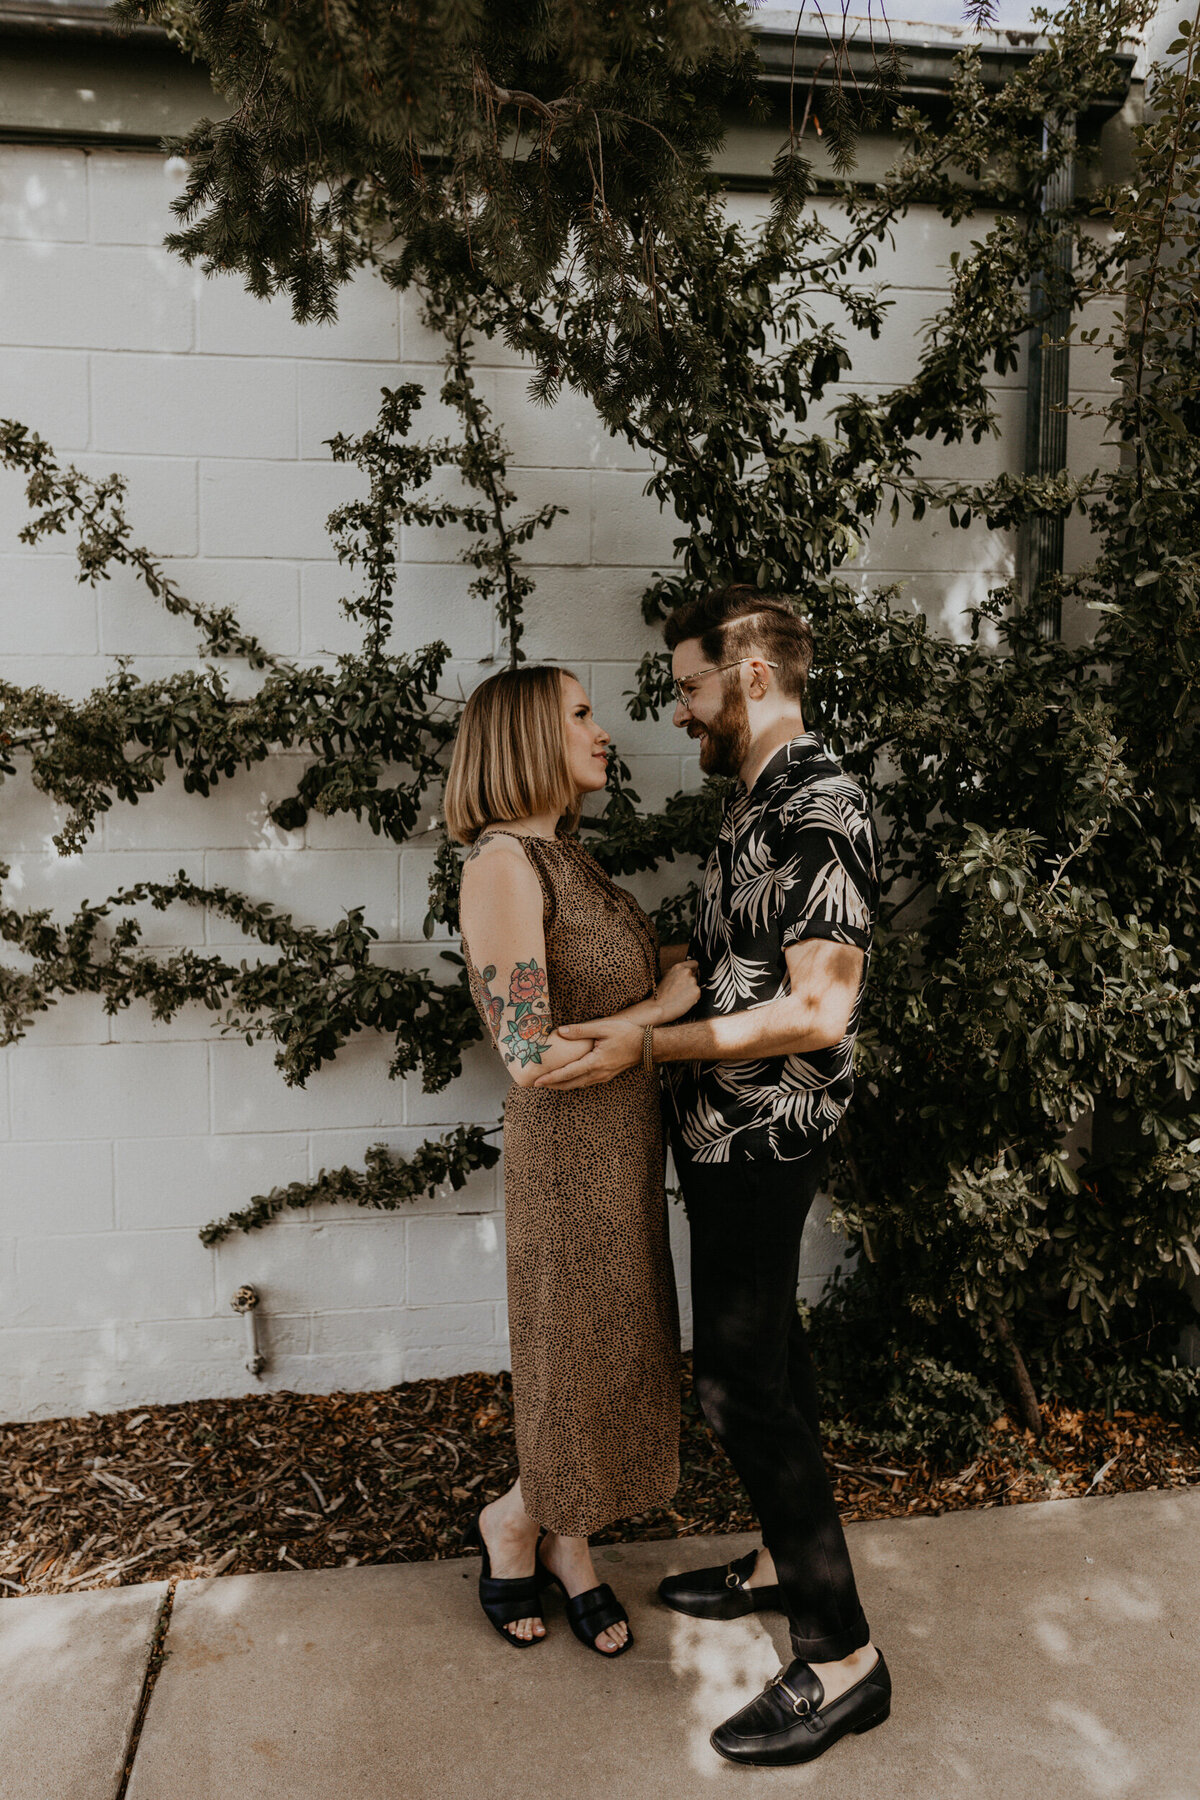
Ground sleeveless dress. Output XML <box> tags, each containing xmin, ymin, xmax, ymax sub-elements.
<box><xmin>461</xmin><ymin>826</ymin><xmax>681</xmax><ymax>1536</ymax></box>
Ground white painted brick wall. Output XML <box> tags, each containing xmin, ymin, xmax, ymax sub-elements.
<box><xmin>116</xmin><ymin>1134</ymin><xmax>310</xmax><ymax>1231</ymax></box>
<box><xmin>199</xmin><ymin>458</ymin><xmax>364</xmax><ymax>559</ymax></box>
<box><xmin>0</xmin><ymin>347</ymin><xmax>91</xmax><ymax>444</ymax></box>
<box><xmin>11</xmin><ymin>1042</ymin><xmax>211</xmax><ymax>1141</ymax></box>
<box><xmin>91</xmin><ymin>353</ymin><xmax>299</xmax><ymax>460</ymax></box>
<box><xmin>0</xmin><ymin>148</ymin><xmax>88</xmax><ymax>240</ymax></box>
<box><xmin>194</xmin><ymin>270</ymin><xmax>399</xmax><ymax>360</ymax></box>
<box><xmin>98</xmin><ymin>558</ymin><xmax>302</xmax><ymax>658</ymax></box>
<box><xmin>201</xmin><ymin>848</ymin><xmax>401</xmax><ymax>944</ymax></box>
<box><xmin>2</xmin><ymin>849</ymin><xmax>208</xmax><ymax>947</ymax></box>
<box><xmin>299</xmin><ymin>559</ymin><xmax>495</xmax><ymax>659</ymax></box>
<box><xmin>0</xmin><ymin>1141</ymin><xmax>114</xmax><ymax>1235</ymax></box>
<box><xmin>0</xmin><ymin>140</ymin><xmax>1082</xmax><ymax>1421</ymax></box>
<box><xmin>86</xmin><ymin>153</ymin><xmax>190</xmax><ymax>247</ymax></box>
<box><xmin>0</xmin><ymin>557</ymin><xmax>100</xmax><ymax>654</ymax></box>
<box><xmin>1</xmin><ymin>243</ymin><xmax>195</xmax><ymax>351</ymax></box>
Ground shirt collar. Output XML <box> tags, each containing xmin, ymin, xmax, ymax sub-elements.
<box><xmin>740</xmin><ymin>732</ymin><xmax>827</xmax><ymax>798</ymax></box>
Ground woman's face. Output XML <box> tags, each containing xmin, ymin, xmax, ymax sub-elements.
<box><xmin>560</xmin><ymin>675</ymin><xmax>611</xmax><ymax>796</ymax></box>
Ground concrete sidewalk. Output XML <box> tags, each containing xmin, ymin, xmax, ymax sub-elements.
<box><xmin>3</xmin><ymin>1488</ymin><xmax>1198</xmax><ymax>1800</ymax></box>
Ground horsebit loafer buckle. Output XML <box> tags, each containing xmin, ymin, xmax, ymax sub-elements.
<box><xmin>770</xmin><ymin>1675</ymin><xmax>812</xmax><ymax>1716</ymax></box>
<box><xmin>724</xmin><ymin>1566</ymin><xmax>743</xmax><ymax>1590</ymax></box>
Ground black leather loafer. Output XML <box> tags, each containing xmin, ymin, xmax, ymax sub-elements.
<box><xmin>710</xmin><ymin>1650</ymin><xmax>891</xmax><ymax>1767</ymax></box>
<box><xmin>657</xmin><ymin>1548</ymin><xmax>783</xmax><ymax>1620</ymax></box>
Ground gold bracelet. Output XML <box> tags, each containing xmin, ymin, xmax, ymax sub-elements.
<box><xmin>642</xmin><ymin>1024</ymin><xmax>655</xmax><ymax>1073</ymax></box>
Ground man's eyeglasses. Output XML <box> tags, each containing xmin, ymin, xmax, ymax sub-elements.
<box><xmin>672</xmin><ymin>658</ymin><xmax>780</xmax><ymax>709</ymax></box>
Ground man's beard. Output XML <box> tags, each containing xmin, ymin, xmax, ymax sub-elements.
<box><xmin>692</xmin><ymin>679</ymin><xmax>750</xmax><ymax>778</ymax></box>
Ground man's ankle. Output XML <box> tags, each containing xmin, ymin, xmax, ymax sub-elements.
<box><xmin>809</xmin><ymin>1642</ymin><xmax>877</xmax><ymax>1681</ymax></box>
<box><xmin>746</xmin><ymin>1546</ymin><xmax>777</xmax><ymax>1587</ymax></box>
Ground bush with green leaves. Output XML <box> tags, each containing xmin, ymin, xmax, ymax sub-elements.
<box><xmin>2</xmin><ymin>0</ymin><xmax>1198</xmax><ymax>1448</ymax></box>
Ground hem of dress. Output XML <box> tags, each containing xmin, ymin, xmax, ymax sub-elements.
<box><xmin>523</xmin><ymin>1467</ymin><xmax>681</xmax><ymax>1539</ymax></box>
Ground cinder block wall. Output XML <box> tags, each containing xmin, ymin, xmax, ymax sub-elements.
<box><xmin>0</xmin><ymin>146</ymin><xmax>1112</xmax><ymax>1421</ymax></box>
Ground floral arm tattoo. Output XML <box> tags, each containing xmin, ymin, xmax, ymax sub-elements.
<box><xmin>478</xmin><ymin>959</ymin><xmax>554</xmax><ymax>1068</ymax></box>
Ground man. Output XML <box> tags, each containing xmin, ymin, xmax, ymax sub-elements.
<box><xmin>537</xmin><ymin>584</ymin><xmax>889</xmax><ymax>1767</ymax></box>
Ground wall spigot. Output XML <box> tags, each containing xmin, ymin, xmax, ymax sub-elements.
<box><xmin>230</xmin><ymin>1284</ymin><xmax>266</xmax><ymax>1378</ymax></box>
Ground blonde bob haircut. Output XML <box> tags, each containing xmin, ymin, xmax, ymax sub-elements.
<box><xmin>444</xmin><ymin>664</ymin><xmax>583</xmax><ymax>846</ymax></box>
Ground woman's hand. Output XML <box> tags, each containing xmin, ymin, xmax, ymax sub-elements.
<box><xmin>654</xmin><ymin>957</ymin><xmax>700</xmax><ymax>1022</ymax></box>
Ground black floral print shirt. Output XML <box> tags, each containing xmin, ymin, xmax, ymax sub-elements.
<box><xmin>665</xmin><ymin>733</ymin><xmax>879</xmax><ymax>1164</ymax></box>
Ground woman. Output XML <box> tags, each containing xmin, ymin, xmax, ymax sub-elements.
<box><xmin>445</xmin><ymin>663</ymin><xmax>699</xmax><ymax>1656</ymax></box>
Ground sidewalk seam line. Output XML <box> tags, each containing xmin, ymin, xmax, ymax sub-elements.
<box><xmin>114</xmin><ymin>1578</ymin><xmax>176</xmax><ymax>1800</ymax></box>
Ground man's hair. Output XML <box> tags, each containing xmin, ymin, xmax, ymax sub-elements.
<box><xmin>444</xmin><ymin>664</ymin><xmax>582</xmax><ymax>845</ymax></box>
<box><xmin>662</xmin><ymin>584</ymin><xmax>813</xmax><ymax>702</ymax></box>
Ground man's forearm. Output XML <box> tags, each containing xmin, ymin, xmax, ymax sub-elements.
<box><xmin>651</xmin><ymin>997</ymin><xmax>840</xmax><ymax>1064</ymax></box>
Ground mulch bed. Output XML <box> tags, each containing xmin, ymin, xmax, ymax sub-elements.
<box><xmin>2</xmin><ymin>1362</ymin><xmax>1197</xmax><ymax>1599</ymax></box>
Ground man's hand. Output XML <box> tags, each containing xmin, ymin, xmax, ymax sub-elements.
<box><xmin>532</xmin><ymin>1017</ymin><xmax>643</xmax><ymax>1090</ymax></box>
<box><xmin>654</xmin><ymin>957</ymin><xmax>700</xmax><ymax>1019</ymax></box>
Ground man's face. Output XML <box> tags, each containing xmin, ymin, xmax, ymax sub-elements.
<box><xmin>671</xmin><ymin>640</ymin><xmax>751</xmax><ymax>779</ymax></box>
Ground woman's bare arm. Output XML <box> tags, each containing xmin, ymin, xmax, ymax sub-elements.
<box><xmin>458</xmin><ymin>838</ymin><xmax>595</xmax><ymax>1089</ymax></box>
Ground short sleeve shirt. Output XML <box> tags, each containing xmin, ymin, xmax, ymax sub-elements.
<box><xmin>664</xmin><ymin>733</ymin><xmax>879</xmax><ymax>1164</ymax></box>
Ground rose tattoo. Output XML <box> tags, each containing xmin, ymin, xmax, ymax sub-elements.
<box><xmin>509</xmin><ymin>961</ymin><xmax>548</xmax><ymax>1006</ymax></box>
<box><xmin>477</xmin><ymin>959</ymin><xmax>553</xmax><ymax>1068</ymax></box>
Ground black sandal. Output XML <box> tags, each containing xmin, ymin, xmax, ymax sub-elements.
<box><xmin>463</xmin><ymin>1512</ymin><xmax>547</xmax><ymax>1649</ymax></box>
<box><xmin>537</xmin><ymin>1551</ymin><xmax>633</xmax><ymax>1658</ymax></box>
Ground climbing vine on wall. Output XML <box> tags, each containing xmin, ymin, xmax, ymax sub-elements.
<box><xmin>3</xmin><ymin>0</ymin><xmax>1199</xmax><ymax>1441</ymax></box>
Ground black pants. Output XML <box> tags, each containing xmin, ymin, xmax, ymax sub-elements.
<box><xmin>677</xmin><ymin>1149</ymin><xmax>870</xmax><ymax>1663</ymax></box>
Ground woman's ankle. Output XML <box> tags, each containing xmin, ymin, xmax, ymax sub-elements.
<box><xmin>482</xmin><ymin>1493</ymin><xmax>536</xmax><ymax>1537</ymax></box>
<box><xmin>540</xmin><ymin>1532</ymin><xmax>597</xmax><ymax>1579</ymax></box>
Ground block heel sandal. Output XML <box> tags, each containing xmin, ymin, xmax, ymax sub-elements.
<box><xmin>537</xmin><ymin>1551</ymin><xmax>633</xmax><ymax>1658</ymax></box>
<box><xmin>463</xmin><ymin>1512</ymin><xmax>547</xmax><ymax>1649</ymax></box>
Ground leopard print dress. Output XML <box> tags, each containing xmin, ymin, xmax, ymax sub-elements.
<box><xmin>462</xmin><ymin>826</ymin><xmax>681</xmax><ymax>1537</ymax></box>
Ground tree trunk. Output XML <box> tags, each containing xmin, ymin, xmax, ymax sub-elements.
<box><xmin>993</xmin><ymin>1313</ymin><xmax>1043</xmax><ymax>1439</ymax></box>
